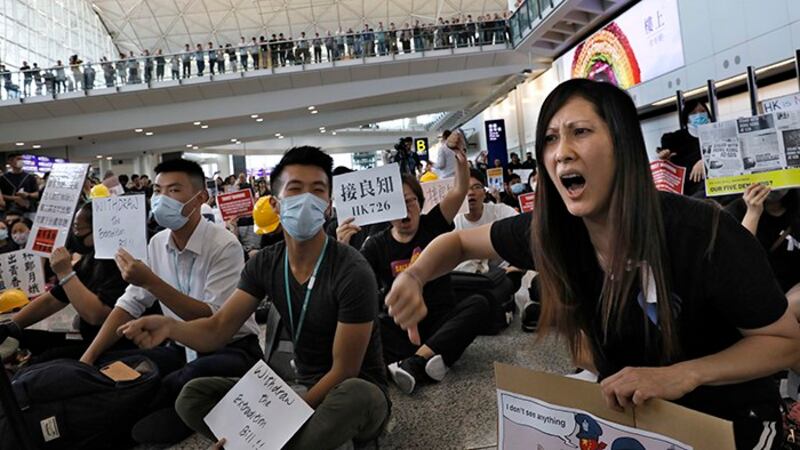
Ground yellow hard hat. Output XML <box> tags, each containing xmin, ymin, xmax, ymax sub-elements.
<box><xmin>90</xmin><ymin>184</ymin><xmax>110</xmax><ymax>199</ymax></box>
<box><xmin>253</xmin><ymin>196</ymin><xmax>280</xmax><ymax>235</ymax></box>
<box><xmin>420</xmin><ymin>171</ymin><xmax>439</xmax><ymax>182</ymax></box>
<box><xmin>0</xmin><ymin>288</ymin><xmax>29</xmax><ymax>314</ymax></box>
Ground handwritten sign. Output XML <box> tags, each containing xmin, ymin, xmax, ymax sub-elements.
<box><xmin>0</xmin><ymin>251</ymin><xmax>45</xmax><ymax>297</ymax></box>
<box><xmin>421</xmin><ymin>178</ymin><xmax>468</xmax><ymax>215</ymax></box>
<box><xmin>333</xmin><ymin>163</ymin><xmax>407</xmax><ymax>226</ymax></box>
<box><xmin>650</xmin><ymin>160</ymin><xmax>686</xmax><ymax>194</ymax></box>
<box><xmin>27</xmin><ymin>163</ymin><xmax>88</xmax><ymax>257</ymax></box>
<box><xmin>487</xmin><ymin>168</ymin><xmax>504</xmax><ymax>190</ymax></box>
<box><xmin>217</xmin><ymin>189</ymin><xmax>255</xmax><ymax>222</ymax></box>
<box><xmin>204</xmin><ymin>360</ymin><xmax>314</xmax><ymax>450</ymax></box>
<box><xmin>518</xmin><ymin>192</ymin><xmax>536</xmax><ymax>213</ymax></box>
<box><xmin>92</xmin><ymin>195</ymin><xmax>148</xmax><ymax>261</ymax></box>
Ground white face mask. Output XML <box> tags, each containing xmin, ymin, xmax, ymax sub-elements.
<box><xmin>13</xmin><ymin>160</ymin><xmax>23</xmax><ymax>170</ymax></box>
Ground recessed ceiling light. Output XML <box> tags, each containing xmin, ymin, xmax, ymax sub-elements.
<box><xmin>193</xmin><ymin>121</ymin><xmax>201</xmax><ymax>126</ymax></box>
<box><xmin>106</xmin><ymin>156</ymin><xmax>113</xmax><ymax>160</ymax></box>
<box><xmin>332</xmin><ymin>131</ymin><xmax>337</xmax><ymax>135</ymax></box>
<box><xmin>230</xmin><ymin>138</ymin><xmax>238</xmax><ymax>142</ymax></box>
<box><xmin>96</xmin><ymin>155</ymin><xmax>103</xmax><ymax>159</ymax></box>
<box><xmin>278</xmin><ymin>135</ymin><xmax>285</xmax><ymax>139</ymax></box>
<box><xmin>32</xmin><ymin>144</ymin><xmax>41</xmax><ymax>149</ymax></box>
<box><xmin>192</xmin><ymin>145</ymin><xmax>199</xmax><ymax>150</ymax></box>
<box><xmin>308</xmin><ymin>106</ymin><xmax>315</xmax><ymax>110</ymax></box>
<box><xmin>320</xmin><ymin>129</ymin><xmax>326</xmax><ymax>133</ymax></box>
<box><xmin>186</xmin><ymin>144</ymin><xmax>193</xmax><ymax>148</ymax></box>
<box><xmin>145</xmin><ymin>131</ymin><xmax>154</xmax><ymax>136</ymax></box>
<box><xmin>275</xmin><ymin>133</ymin><xmax>281</xmax><ymax>137</ymax></box>
<box><xmin>255</xmin><ymin>118</ymin><xmax>264</xmax><ymax>122</ymax></box>
<box><xmin>201</xmin><ymin>124</ymin><xmax>209</xmax><ymax>129</ymax></box>
<box><xmin>134</xmin><ymin>129</ymin><xmax>143</xmax><ymax>133</ymax></box>
<box><xmin>15</xmin><ymin>142</ymin><xmax>23</xmax><ymax>146</ymax></box>
<box><xmin>310</xmin><ymin>110</ymin><xmax>319</xmax><ymax>115</ymax></box>
<box><xmin>250</xmin><ymin>114</ymin><xmax>259</xmax><ymax>119</ymax></box>
<box><xmin>319</xmin><ymin>126</ymin><xmax>326</xmax><ymax>130</ymax></box>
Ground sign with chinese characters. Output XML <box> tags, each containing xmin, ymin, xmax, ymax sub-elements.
<box><xmin>333</xmin><ymin>163</ymin><xmax>407</xmax><ymax>226</ymax></box>
<box><xmin>217</xmin><ymin>189</ymin><xmax>255</xmax><ymax>222</ymax></box>
<box><xmin>650</xmin><ymin>160</ymin><xmax>686</xmax><ymax>194</ymax></box>
<box><xmin>27</xmin><ymin>163</ymin><xmax>89</xmax><ymax>257</ymax></box>
<box><xmin>0</xmin><ymin>251</ymin><xmax>45</xmax><ymax>297</ymax></box>
<box><xmin>93</xmin><ymin>195</ymin><xmax>148</xmax><ymax>261</ymax></box>
<box><xmin>204</xmin><ymin>360</ymin><xmax>314</xmax><ymax>450</ymax></box>
<box><xmin>518</xmin><ymin>192</ymin><xmax>536</xmax><ymax>213</ymax></box>
<box><xmin>421</xmin><ymin>178</ymin><xmax>468</xmax><ymax>215</ymax></box>
<box><xmin>485</xmin><ymin>120</ymin><xmax>509</xmax><ymax>168</ymax></box>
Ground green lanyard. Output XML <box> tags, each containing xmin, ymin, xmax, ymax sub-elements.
<box><xmin>284</xmin><ymin>236</ymin><xmax>328</xmax><ymax>345</ymax></box>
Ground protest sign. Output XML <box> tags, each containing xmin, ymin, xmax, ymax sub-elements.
<box><xmin>761</xmin><ymin>92</ymin><xmax>800</xmax><ymax>114</ymax></box>
<box><xmin>421</xmin><ymin>178</ymin><xmax>468</xmax><ymax>215</ymax></box>
<box><xmin>28</xmin><ymin>163</ymin><xmax>88</xmax><ymax>257</ymax></box>
<box><xmin>333</xmin><ymin>163</ymin><xmax>407</xmax><ymax>226</ymax></box>
<box><xmin>217</xmin><ymin>189</ymin><xmax>255</xmax><ymax>222</ymax></box>
<box><xmin>698</xmin><ymin>110</ymin><xmax>800</xmax><ymax>196</ymax></box>
<box><xmin>487</xmin><ymin>168</ymin><xmax>504</xmax><ymax>190</ymax></box>
<box><xmin>92</xmin><ymin>195</ymin><xmax>148</xmax><ymax>261</ymax></box>
<box><xmin>0</xmin><ymin>251</ymin><xmax>45</xmax><ymax>297</ymax></box>
<box><xmin>495</xmin><ymin>363</ymin><xmax>734</xmax><ymax>450</ymax></box>
<box><xmin>518</xmin><ymin>192</ymin><xmax>535</xmax><ymax>213</ymax></box>
<box><xmin>650</xmin><ymin>160</ymin><xmax>686</xmax><ymax>194</ymax></box>
<box><xmin>204</xmin><ymin>360</ymin><xmax>313</xmax><ymax>450</ymax></box>
<box><xmin>513</xmin><ymin>169</ymin><xmax>533</xmax><ymax>184</ymax></box>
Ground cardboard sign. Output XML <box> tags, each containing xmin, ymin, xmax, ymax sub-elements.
<box><xmin>0</xmin><ymin>250</ymin><xmax>45</xmax><ymax>297</ymax></box>
<box><xmin>487</xmin><ymin>168</ymin><xmax>504</xmax><ymax>191</ymax></box>
<box><xmin>495</xmin><ymin>363</ymin><xmax>734</xmax><ymax>450</ymax></box>
<box><xmin>217</xmin><ymin>189</ymin><xmax>255</xmax><ymax>222</ymax></box>
<box><xmin>27</xmin><ymin>163</ymin><xmax>89</xmax><ymax>257</ymax></box>
<box><xmin>92</xmin><ymin>195</ymin><xmax>148</xmax><ymax>261</ymax></box>
<box><xmin>518</xmin><ymin>192</ymin><xmax>535</xmax><ymax>213</ymax></box>
<box><xmin>204</xmin><ymin>360</ymin><xmax>314</xmax><ymax>450</ymax></box>
<box><xmin>333</xmin><ymin>163</ymin><xmax>407</xmax><ymax>226</ymax></box>
<box><xmin>650</xmin><ymin>160</ymin><xmax>686</xmax><ymax>194</ymax></box>
<box><xmin>421</xmin><ymin>178</ymin><xmax>468</xmax><ymax>215</ymax></box>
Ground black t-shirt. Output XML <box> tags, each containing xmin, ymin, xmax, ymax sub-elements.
<box><xmin>724</xmin><ymin>198</ymin><xmax>800</xmax><ymax>291</ymax></box>
<box><xmin>490</xmin><ymin>192</ymin><xmax>786</xmax><ymax>422</ymax></box>
<box><xmin>1</xmin><ymin>171</ymin><xmax>39</xmax><ymax>213</ymax></box>
<box><xmin>361</xmin><ymin>205</ymin><xmax>456</xmax><ymax>315</ymax></box>
<box><xmin>324</xmin><ymin>217</ymin><xmax>391</xmax><ymax>250</ymax></box>
<box><xmin>50</xmin><ymin>252</ymin><xmax>129</xmax><ymax>341</ymax></box>
<box><xmin>238</xmin><ymin>239</ymin><xmax>387</xmax><ymax>391</ymax></box>
<box><xmin>661</xmin><ymin>129</ymin><xmax>702</xmax><ymax>195</ymax></box>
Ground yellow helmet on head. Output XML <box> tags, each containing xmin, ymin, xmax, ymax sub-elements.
<box><xmin>419</xmin><ymin>171</ymin><xmax>439</xmax><ymax>183</ymax></box>
<box><xmin>0</xmin><ymin>288</ymin><xmax>29</xmax><ymax>314</ymax></box>
<box><xmin>253</xmin><ymin>196</ymin><xmax>280</xmax><ymax>235</ymax></box>
<box><xmin>90</xmin><ymin>184</ymin><xmax>110</xmax><ymax>199</ymax></box>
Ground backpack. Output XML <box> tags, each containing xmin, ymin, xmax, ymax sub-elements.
<box><xmin>0</xmin><ymin>356</ymin><xmax>160</xmax><ymax>450</ymax></box>
<box><xmin>451</xmin><ymin>269</ymin><xmax>517</xmax><ymax>335</ymax></box>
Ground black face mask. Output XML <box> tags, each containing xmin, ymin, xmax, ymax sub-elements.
<box><xmin>66</xmin><ymin>232</ymin><xmax>93</xmax><ymax>255</ymax></box>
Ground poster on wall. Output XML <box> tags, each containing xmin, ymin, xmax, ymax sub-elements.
<box><xmin>485</xmin><ymin>119</ymin><xmax>509</xmax><ymax>168</ymax></box>
<box><xmin>698</xmin><ymin>111</ymin><xmax>800</xmax><ymax>196</ymax></box>
<box><xmin>556</xmin><ymin>0</ymin><xmax>684</xmax><ymax>89</ymax></box>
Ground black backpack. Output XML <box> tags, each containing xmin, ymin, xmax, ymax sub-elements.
<box><xmin>451</xmin><ymin>269</ymin><xmax>518</xmax><ymax>335</ymax></box>
<box><xmin>0</xmin><ymin>356</ymin><xmax>160</xmax><ymax>449</ymax></box>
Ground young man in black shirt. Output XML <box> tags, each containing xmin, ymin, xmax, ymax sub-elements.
<box><xmin>1</xmin><ymin>153</ymin><xmax>39</xmax><ymax>216</ymax></box>
<box><xmin>361</xmin><ymin>131</ymin><xmax>489</xmax><ymax>394</ymax></box>
<box><xmin>119</xmin><ymin>146</ymin><xmax>389</xmax><ymax>449</ymax></box>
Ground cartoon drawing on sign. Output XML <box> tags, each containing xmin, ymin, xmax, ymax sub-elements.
<box><xmin>610</xmin><ymin>437</ymin><xmax>645</xmax><ymax>450</ymax></box>
<box><xmin>575</xmin><ymin>414</ymin><xmax>607</xmax><ymax>450</ymax></box>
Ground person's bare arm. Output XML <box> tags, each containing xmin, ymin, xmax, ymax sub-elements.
<box><xmin>438</xmin><ymin>132</ymin><xmax>469</xmax><ymax>224</ymax></box>
<box><xmin>80</xmin><ymin>306</ymin><xmax>135</xmax><ymax>365</ymax></box>
<box><xmin>11</xmin><ymin>293</ymin><xmax>67</xmax><ymax>329</ymax></box>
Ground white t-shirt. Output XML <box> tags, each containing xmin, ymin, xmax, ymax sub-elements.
<box><xmin>453</xmin><ymin>202</ymin><xmax>517</xmax><ymax>273</ymax></box>
<box><xmin>435</xmin><ymin>145</ymin><xmax>457</xmax><ymax>179</ymax></box>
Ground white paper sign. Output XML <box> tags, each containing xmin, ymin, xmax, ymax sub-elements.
<box><xmin>27</xmin><ymin>163</ymin><xmax>89</xmax><ymax>257</ymax></box>
<box><xmin>333</xmin><ymin>163</ymin><xmax>407</xmax><ymax>226</ymax></box>
<box><xmin>92</xmin><ymin>195</ymin><xmax>148</xmax><ymax>261</ymax></box>
<box><xmin>487</xmin><ymin>168</ymin><xmax>504</xmax><ymax>191</ymax></box>
<box><xmin>421</xmin><ymin>178</ymin><xmax>468</xmax><ymax>215</ymax></box>
<box><xmin>0</xmin><ymin>250</ymin><xmax>45</xmax><ymax>297</ymax></box>
<box><xmin>204</xmin><ymin>360</ymin><xmax>314</xmax><ymax>450</ymax></box>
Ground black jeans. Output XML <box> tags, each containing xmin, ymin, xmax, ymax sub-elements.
<box><xmin>380</xmin><ymin>295</ymin><xmax>489</xmax><ymax>366</ymax></box>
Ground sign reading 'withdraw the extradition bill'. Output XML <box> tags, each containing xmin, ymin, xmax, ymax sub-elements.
<box><xmin>205</xmin><ymin>360</ymin><xmax>313</xmax><ymax>450</ymax></box>
<box><xmin>92</xmin><ymin>195</ymin><xmax>148</xmax><ymax>262</ymax></box>
<box><xmin>217</xmin><ymin>189</ymin><xmax>255</xmax><ymax>222</ymax></box>
<box><xmin>27</xmin><ymin>163</ymin><xmax>89</xmax><ymax>257</ymax></box>
<box><xmin>333</xmin><ymin>163</ymin><xmax>407</xmax><ymax>226</ymax></box>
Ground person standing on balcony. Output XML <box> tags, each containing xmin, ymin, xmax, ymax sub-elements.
<box><xmin>69</xmin><ymin>55</ymin><xmax>83</xmax><ymax>91</ymax></box>
<box><xmin>195</xmin><ymin>44</ymin><xmax>205</xmax><ymax>76</ymax></box>
<box><xmin>297</xmin><ymin>32</ymin><xmax>309</xmax><ymax>64</ymax></box>
<box><xmin>238</xmin><ymin>37</ymin><xmax>249</xmax><ymax>71</ymax></box>
<box><xmin>207</xmin><ymin>42</ymin><xmax>217</xmax><ymax>75</ymax></box>
<box><xmin>465</xmin><ymin>15</ymin><xmax>476</xmax><ymax>46</ymax></box>
<box><xmin>143</xmin><ymin>49</ymin><xmax>153</xmax><ymax>84</ymax></box>
<box><xmin>260</xmin><ymin>36</ymin><xmax>270</xmax><ymax>68</ymax></box>
<box><xmin>345</xmin><ymin>28</ymin><xmax>355</xmax><ymax>58</ymax></box>
<box><xmin>413</xmin><ymin>21</ymin><xmax>423</xmax><ymax>52</ymax></box>
<box><xmin>312</xmin><ymin>33</ymin><xmax>323</xmax><ymax>63</ymax></box>
<box><xmin>155</xmin><ymin>49</ymin><xmax>166</xmax><ymax>81</ymax></box>
<box><xmin>170</xmin><ymin>52</ymin><xmax>180</xmax><ymax>80</ymax></box>
<box><xmin>250</xmin><ymin>37</ymin><xmax>260</xmax><ymax>69</ymax></box>
<box><xmin>116</xmin><ymin>53</ymin><xmax>127</xmax><ymax>84</ymax></box>
<box><xmin>376</xmin><ymin>23</ymin><xmax>387</xmax><ymax>56</ymax></box>
<box><xmin>401</xmin><ymin>24</ymin><xmax>412</xmax><ymax>53</ymax></box>
<box><xmin>225</xmin><ymin>44</ymin><xmax>236</xmax><ymax>72</ymax></box>
<box><xmin>101</xmin><ymin>57</ymin><xmax>114</xmax><ymax>87</ymax></box>
<box><xmin>216</xmin><ymin>44</ymin><xmax>225</xmax><ymax>73</ymax></box>
<box><xmin>182</xmin><ymin>44</ymin><xmax>192</xmax><ymax>78</ymax></box>
<box><xmin>20</xmin><ymin>61</ymin><xmax>31</xmax><ymax>96</ymax></box>
<box><xmin>325</xmin><ymin>31</ymin><xmax>336</xmax><ymax>62</ymax></box>
<box><xmin>127</xmin><ymin>50</ymin><xmax>139</xmax><ymax>84</ymax></box>
<box><xmin>32</xmin><ymin>63</ymin><xmax>43</xmax><ymax>95</ymax></box>
<box><xmin>54</xmin><ymin>60</ymin><xmax>67</xmax><ymax>92</ymax></box>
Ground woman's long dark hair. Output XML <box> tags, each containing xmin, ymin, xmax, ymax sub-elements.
<box><xmin>532</xmin><ymin>79</ymin><xmax>679</xmax><ymax>365</ymax></box>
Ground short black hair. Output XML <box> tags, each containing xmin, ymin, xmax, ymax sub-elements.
<box><xmin>332</xmin><ymin>166</ymin><xmax>354</xmax><ymax>176</ymax></box>
<box><xmin>681</xmin><ymin>99</ymin><xmax>713</xmax><ymax>126</ymax></box>
<box><xmin>442</xmin><ymin>130</ymin><xmax>452</xmax><ymax>140</ymax></box>
<box><xmin>401</xmin><ymin>174</ymin><xmax>425</xmax><ymax>209</ymax></box>
<box><xmin>118</xmin><ymin>174</ymin><xmax>129</xmax><ymax>186</ymax></box>
<box><xmin>508</xmin><ymin>173</ymin><xmax>521</xmax><ymax>183</ymax></box>
<box><xmin>153</xmin><ymin>158</ymin><xmax>205</xmax><ymax>191</ymax></box>
<box><xmin>469</xmin><ymin>168</ymin><xmax>486</xmax><ymax>186</ymax></box>
<box><xmin>131</xmin><ymin>174</ymin><xmax>140</xmax><ymax>180</ymax></box>
<box><xmin>270</xmin><ymin>146</ymin><xmax>333</xmax><ymax>194</ymax></box>
<box><xmin>7</xmin><ymin>153</ymin><xmax>20</xmax><ymax>160</ymax></box>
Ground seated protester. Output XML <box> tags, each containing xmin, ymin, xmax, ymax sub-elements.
<box><xmin>79</xmin><ymin>158</ymin><xmax>262</xmax><ymax>445</ymax></box>
<box><xmin>493</xmin><ymin>173</ymin><xmax>524</xmax><ymax>210</ymax></box>
<box><xmin>10</xmin><ymin>218</ymin><xmax>31</xmax><ymax>249</ymax></box>
<box><xmin>725</xmin><ymin>184</ymin><xmax>800</xmax><ymax>316</ymax></box>
<box><xmin>328</xmin><ymin>166</ymin><xmax>390</xmax><ymax>249</ymax></box>
<box><xmin>0</xmin><ymin>220</ymin><xmax>17</xmax><ymax>254</ymax></box>
<box><xmin>253</xmin><ymin>195</ymin><xmax>284</xmax><ymax>257</ymax></box>
<box><xmin>384</xmin><ymin>79</ymin><xmax>800</xmax><ymax>449</ymax></box>
<box><xmin>360</xmin><ymin>131</ymin><xmax>490</xmax><ymax>394</ymax></box>
<box><xmin>118</xmin><ymin>147</ymin><xmax>390</xmax><ymax>449</ymax></box>
<box><xmin>0</xmin><ymin>202</ymin><xmax>132</xmax><ymax>362</ymax></box>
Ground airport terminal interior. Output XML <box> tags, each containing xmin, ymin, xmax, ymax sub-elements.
<box><xmin>3</xmin><ymin>0</ymin><xmax>800</xmax><ymax>449</ymax></box>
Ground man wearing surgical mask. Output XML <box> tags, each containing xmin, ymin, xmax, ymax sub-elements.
<box><xmin>658</xmin><ymin>100</ymin><xmax>713</xmax><ymax>196</ymax></box>
<box><xmin>117</xmin><ymin>147</ymin><xmax>390</xmax><ymax>449</ymax></box>
<box><xmin>80</xmin><ymin>159</ymin><xmax>262</xmax><ymax>445</ymax></box>
<box><xmin>0</xmin><ymin>153</ymin><xmax>40</xmax><ymax>217</ymax></box>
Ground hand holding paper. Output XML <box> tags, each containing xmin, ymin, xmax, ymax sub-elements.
<box><xmin>599</xmin><ymin>365</ymin><xmax>699</xmax><ymax>412</ymax></box>
<box><xmin>115</xmin><ymin>249</ymin><xmax>156</xmax><ymax>289</ymax></box>
<box><xmin>336</xmin><ymin>217</ymin><xmax>362</xmax><ymax>245</ymax></box>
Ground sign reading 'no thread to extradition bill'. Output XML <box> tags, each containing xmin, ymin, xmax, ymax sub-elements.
<box><xmin>333</xmin><ymin>163</ymin><xmax>407</xmax><ymax>226</ymax></box>
<box><xmin>27</xmin><ymin>163</ymin><xmax>89</xmax><ymax>257</ymax></box>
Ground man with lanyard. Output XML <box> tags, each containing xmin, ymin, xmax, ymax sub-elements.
<box><xmin>1</xmin><ymin>153</ymin><xmax>39</xmax><ymax>218</ymax></box>
<box><xmin>79</xmin><ymin>158</ymin><xmax>262</xmax><ymax>445</ymax></box>
<box><xmin>119</xmin><ymin>146</ymin><xmax>390</xmax><ymax>449</ymax></box>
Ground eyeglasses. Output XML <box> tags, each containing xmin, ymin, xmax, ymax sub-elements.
<box><xmin>469</xmin><ymin>184</ymin><xmax>485</xmax><ymax>191</ymax></box>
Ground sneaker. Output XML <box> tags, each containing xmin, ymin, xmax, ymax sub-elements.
<box><xmin>131</xmin><ymin>407</ymin><xmax>193</xmax><ymax>445</ymax></box>
<box><xmin>388</xmin><ymin>355</ymin><xmax>428</xmax><ymax>394</ymax></box>
<box><xmin>425</xmin><ymin>354</ymin><xmax>448</xmax><ymax>382</ymax></box>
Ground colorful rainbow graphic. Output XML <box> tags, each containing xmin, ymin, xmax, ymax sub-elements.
<box><xmin>570</xmin><ymin>22</ymin><xmax>641</xmax><ymax>89</ymax></box>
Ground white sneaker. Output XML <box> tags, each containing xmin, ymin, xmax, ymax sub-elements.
<box><xmin>387</xmin><ymin>358</ymin><xmax>420</xmax><ymax>394</ymax></box>
<box><xmin>424</xmin><ymin>354</ymin><xmax>448</xmax><ymax>382</ymax></box>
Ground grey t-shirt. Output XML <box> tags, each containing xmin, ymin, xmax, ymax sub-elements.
<box><xmin>238</xmin><ymin>239</ymin><xmax>387</xmax><ymax>391</ymax></box>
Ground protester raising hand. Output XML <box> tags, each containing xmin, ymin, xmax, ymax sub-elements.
<box><xmin>114</xmin><ymin>248</ymin><xmax>156</xmax><ymax>288</ymax></box>
<box><xmin>741</xmin><ymin>183</ymin><xmax>771</xmax><ymax>236</ymax></box>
